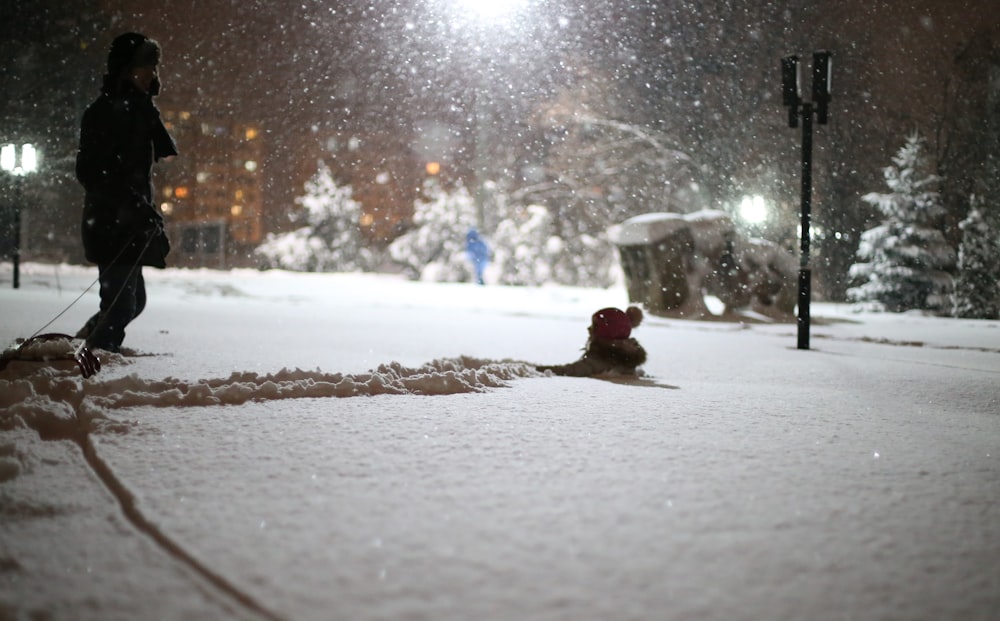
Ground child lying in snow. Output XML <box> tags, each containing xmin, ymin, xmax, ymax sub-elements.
<box><xmin>536</xmin><ymin>306</ymin><xmax>647</xmax><ymax>377</ymax></box>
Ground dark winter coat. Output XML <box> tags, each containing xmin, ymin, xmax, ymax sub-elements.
<box><xmin>537</xmin><ymin>335</ymin><xmax>648</xmax><ymax>377</ymax></box>
<box><xmin>77</xmin><ymin>79</ymin><xmax>177</xmax><ymax>268</ymax></box>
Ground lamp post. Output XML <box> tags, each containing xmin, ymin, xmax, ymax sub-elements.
<box><xmin>782</xmin><ymin>52</ymin><xmax>831</xmax><ymax>350</ymax></box>
<box><xmin>1</xmin><ymin>143</ymin><xmax>39</xmax><ymax>289</ymax></box>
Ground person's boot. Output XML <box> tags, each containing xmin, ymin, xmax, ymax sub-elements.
<box><xmin>75</xmin><ymin>313</ymin><xmax>102</xmax><ymax>340</ymax></box>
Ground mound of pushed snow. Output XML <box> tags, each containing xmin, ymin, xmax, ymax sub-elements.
<box><xmin>1</xmin><ymin>356</ymin><xmax>542</xmax><ymax>438</ymax></box>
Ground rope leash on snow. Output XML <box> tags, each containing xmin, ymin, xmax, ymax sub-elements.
<box><xmin>1</xmin><ymin>269</ymin><xmax>105</xmax><ymax>378</ymax></box>
<box><xmin>2</xmin><ymin>229</ymin><xmax>155</xmax><ymax>379</ymax></box>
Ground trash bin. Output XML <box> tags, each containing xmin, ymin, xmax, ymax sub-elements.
<box><xmin>609</xmin><ymin>212</ymin><xmax>700</xmax><ymax>316</ymax></box>
<box><xmin>610</xmin><ymin>210</ymin><xmax>796</xmax><ymax>319</ymax></box>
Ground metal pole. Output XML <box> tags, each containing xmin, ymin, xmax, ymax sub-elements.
<box><xmin>12</xmin><ymin>177</ymin><xmax>21</xmax><ymax>290</ymax></box>
<box><xmin>797</xmin><ymin>103</ymin><xmax>813</xmax><ymax>350</ymax></box>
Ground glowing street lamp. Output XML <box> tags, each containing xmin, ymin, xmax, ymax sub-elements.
<box><xmin>2</xmin><ymin>143</ymin><xmax>39</xmax><ymax>289</ymax></box>
<box><xmin>739</xmin><ymin>195</ymin><xmax>769</xmax><ymax>226</ymax></box>
<box><xmin>1</xmin><ymin>143</ymin><xmax>38</xmax><ymax>177</ymax></box>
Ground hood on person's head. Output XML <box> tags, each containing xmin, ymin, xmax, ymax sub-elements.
<box><xmin>590</xmin><ymin>306</ymin><xmax>644</xmax><ymax>340</ymax></box>
<box><xmin>591</xmin><ymin>308</ymin><xmax>631</xmax><ymax>340</ymax></box>
<box><xmin>107</xmin><ymin>32</ymin><xmax>160</xmax><ymax>78</ymax></box>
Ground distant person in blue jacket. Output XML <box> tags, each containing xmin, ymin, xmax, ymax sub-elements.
<box><xmin>465</xmin><ymin>228</ymin><xmax>489</xmax><ymax>285</ymax></box>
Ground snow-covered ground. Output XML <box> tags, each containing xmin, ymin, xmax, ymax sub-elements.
<box><xmin>1</xmin><ymin>261</ymin><xmax>998</xmax><ymax>621</ymax></box>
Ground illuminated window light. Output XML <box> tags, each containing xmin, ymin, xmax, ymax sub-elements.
<box><xmin>425</xmin><ymin>161</ymin><xmax>441</xmax><ymax>175</ymax></box>
<box><xmin>244</xmin><ymin>160</ymin><xmax>258</xmax><ymax>172</ymax></box>
<box><xmin>231</xmin><ymin>205</ymin><xmax>243</xmax><ymax>217</ymax></box>
<box><xmin>174</xmin><ymin>186</ymin><xmax>190</xmax><ymax>199</ymax></box>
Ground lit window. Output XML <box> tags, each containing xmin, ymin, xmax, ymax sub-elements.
<box><xmin>161</xmin><ymin>202</ymin><xmax>174</xmax><ymax>216</ymax></box>
<box><xmin>425</xmin><ymin>161</ymin><xmax>441</xmax><ymax>175</ymax></box>
<box><xmin>196</xmin><ymin>172</ymin><xmax>210</xmax><ymax>183</ymax></box>
<box><xmin>231</xmin><ymin>205</ymin><xmax>243</xmax><ymax>217</ymax></box>
<box><xmin>174</xmin><ymin>186</ymin><xmax>190</xmax><ymax>199</ymax></box>
<box><xmin>360</xmin><ymin>213</ymin><xmax>374</xmax><ymax>227</ymax></box>
<box><xmin>245</xmin><ymin>127</ymin><xmax>259</xmax><ymax>141</ymax></box>
<box><xmin>244</xmin><ymin>160</ymin><xmax>258</xmax><ymax>172</ymax></box>
<box><xmin>235</xmin><ymin>190</ymin><xmax>244</xmax><ymax>200</ymax></box>
<box><xmin>163</xmin><ymin>186</ymin><xmax>173</xmax><ymax>197</ymax></box>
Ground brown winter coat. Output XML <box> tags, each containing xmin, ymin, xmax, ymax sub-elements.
<box><xmin>537</xmin><ymin>336</ymin><xmax>648</xmax><ymax>377</ymax></box>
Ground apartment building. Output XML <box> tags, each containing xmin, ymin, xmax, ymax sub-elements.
<box><xmin>157</xmin><ymin>109</ymin><xmax>264</xmax><ymax>268</ymax></box>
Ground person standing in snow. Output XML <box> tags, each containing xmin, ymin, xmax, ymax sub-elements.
<box><xmin>465</xmin><ymin>227</ymin><xmax>489</xmax><ymax>285</ymax></box>
<box><xmin>537</xmin><ymin>306</ymin><xmax>647</xmax><ymax>377</ymax></box>
<box><xmin>75</xmin><ymin>32</ymin><xmax>178</xmax><ymax>353</ymax></box>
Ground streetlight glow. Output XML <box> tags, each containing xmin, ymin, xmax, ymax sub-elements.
<box><xmin>739</xmin><ymin>195</ymin><xmax>769</xmax><ymax>224</ymax></box>
<box><xmin>2</xmin><ymin>142</ymin><xmax>39</xmax><ymax>289</ymax></box>
<box><xmin>21</xmin><ymin>144</ymin><xmax>37</xmax><ymax>174</ymax></box>
<box><xmin>0</xmin><ymin>144</ymin><xmax>14</xmax><ymax>172</ymax></box>
<box><xmin>455</xmin><ymin>0</ymin><xmax>527</xmax><ymax>20</ymax></box>
<box><xmin>1</xmin><ymin>143</ymin><xmax>38</xmax><ymax>175</ymax></box>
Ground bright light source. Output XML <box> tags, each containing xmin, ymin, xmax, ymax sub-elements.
<box><xmin>0</xmin><ymin>144</ymin><xmax>14</xmax><ymax>172</ymax></box>
<box><xmin>739</xmin><ymin>195</ymin><xmax>769</xmax><ymax>224</ymax></box>
<box><xmin>1</xmin><ymin>143</ymin><xmax>38</xmax><ymax>175</ymax></box>
<box><xmin>21</xmin><ymin>144</ymin><xmax>37</xmax><ymax>173</ymax></box>
<box><xmin>454</xmin><ymin>0</ymin><xmax>527</xmax><ymax>21</ymax></box>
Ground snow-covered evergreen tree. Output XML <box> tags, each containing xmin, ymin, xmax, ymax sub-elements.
<box><xmin>489</xmin><ymin>202</ymin><xmax>618</xmax><ymax>288</ymax></box>
<box><xmin>491</xmin><ymin>205</ymin><xmax>554</xmax><ymax>286</ymax></box>
<box><xmin>255</xmin><ymin>163</ymin><xmax>375</xmax><ymax>272</ymax></box>
<box><xmin>548</xmin><ymin>233</ymin><xmax>618</xmax><ymax>288</ymax></box>
<box><xmin>953</xmin><ymin>198</ymin><xmax>1000</xmax><ymax>319</ymax></box>
<box><xmin>847</xmin><ymin>133</ymin><xmax>956</xmax><ymax>314</ymax></box>
<box><xmin>388</xmin><ymin>181</ymin><xmax>618</xmax><ymax>288</ymax></box>
<box><xmin>388</xmin><ymin>181</ymin><xmax>477</xmax><ymax>282</ymax></box>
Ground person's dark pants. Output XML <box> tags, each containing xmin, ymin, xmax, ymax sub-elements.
<box><xmin>78</xmin><ymin>264</ymin><xmax>146</xmax><ymax>353</ymax></box>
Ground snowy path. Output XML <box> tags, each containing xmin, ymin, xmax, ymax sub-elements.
<box><xmin>2</xmin><ymin>264</ymin><xmax>1000</xmax><ymax>620</ymax></box>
